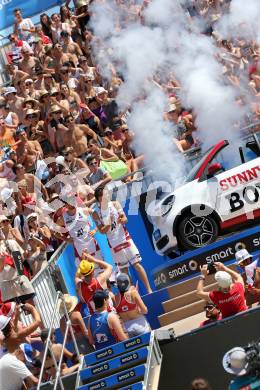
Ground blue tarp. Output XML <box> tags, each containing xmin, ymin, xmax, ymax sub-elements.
<box><xmin>0</xmin><ymin>0</ymin><xmax>61</xmax><ymax>31</ymax></box>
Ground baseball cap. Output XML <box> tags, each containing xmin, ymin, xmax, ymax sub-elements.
<box><xmin>20</xmin><ymin>343</ymin><xmax>34</xmax><ymax>363</ymax></box>
<box><xmin>27</xmin><ymin>212</ymin><xmax>38</xmax><ymax>222</ymax></box>
<box><xmin>235</xmin><ymin>249</ymin><xmax>252</xmax><ymax>265</ymax></box>
<box><xmin>94</xmin><ymin>86</ymin><xmax>107</xmax><ymax>95</ymax></box>
<box><xmin>79</xmin><ymin>260</ymin><xmax>94</xmax><ymax>276</ymax></box>
<box><xmin>4</xmin><ymin>86</ymin><xmax>17</xmax><ymax>96</ymax></box>
<box><xmin>215</xmin><ymin>271</ymin><xmax>232</xmax><ymax>288</ymax></box>
<box><xmin>55</xmin><ymin>155</ymin><xmax>65</xmax><ymax>165</ymax></box>
<box><xmin>222</xmin><ymin>347</ymin><xmax>247</xmax><ymax>376</ymax></box>
<box><xmin>16</xmin><ymin>125</ymin><xmax>27</xmax><ymax>135</ymax></box>
<box><xmin>0</xmin><ymin>302</ymin><xmax>16</xmax><ymax>317</ymax></box>
<box><xmin>0</xmin><ymin>314</ymin><xmax>11</xmax><ymax>330</ymax></box>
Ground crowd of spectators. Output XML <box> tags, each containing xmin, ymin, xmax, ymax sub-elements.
<box><xmin>0</xmin><ymin>0</ymin><xmax>259</xmax><ymax>388</ymax></box>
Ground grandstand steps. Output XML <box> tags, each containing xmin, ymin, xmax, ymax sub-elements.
<box><xmin>159</xmin><ymin>299</ymin><xmax>206</xmax><ymax>326</ymax></box>
<box><xmin>162</xmin><ymin>282</ymin><xmax>218</xmax><ymax>312</ymax></box>
<box><xmin>158</xmin><ymin>264</ymin><xmax>237</xmax><ymax>327</ymax></box>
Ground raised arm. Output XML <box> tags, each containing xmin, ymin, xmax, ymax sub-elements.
<box><xmin>196</xmin><ymin>265</ymin><xmax>211</xmax><ymax>301</ymax></box>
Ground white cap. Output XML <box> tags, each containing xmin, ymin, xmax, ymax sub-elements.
<box><xmin>56</xmin><ymin>155</ymin><xmax>65</xmax><ymax>165</ymax></box>
<box><xmin>94</xmin><ymin>86</ymin><xmax>107</xmax><ymax>95</ymax></box>
<box><xmin>25</xmin><ymin>79</ymin><xmax>33</xmax><ymax>84</ymax></box>
<box><xmin>0</xmin><ymin>188</ymin><xmax>13</xmax><ymax>203</ymax></box>
<box><xmin>0</xmin><ymin>314</ymin><xmax>11</xmax><ymax>331</ymax></box>
<box><xmin>222</xmin><ymin>347</ymin><xmax>247</xmax><ymax>376</ymax></box>
<box><xmin>26</xmin><ymin>212</ymin><xmax>38</xmax><ymax>222</ymax></box>
<box><xmin>215</xmin><ymin>271</ymin><xmax>232</xmax><ymax>288</ymax></box>
<box><xmin>235</xmin><ymin>249</ymin><xmax>252</xmax><ymax>265</ymax></box>
<box><xmin>4</xmin><ymin>86</ymin><xmax>17</xmax><ymax>96</ymax></box>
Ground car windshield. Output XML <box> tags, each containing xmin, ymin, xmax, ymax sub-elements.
<box><xmin>184</xmin><ymin>145</ymin><xmax>215</xmax><ymax>183</ymax></box>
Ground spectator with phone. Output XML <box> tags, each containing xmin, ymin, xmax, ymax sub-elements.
<box><xmin>0</xmin><ymin>303</ymin><xmax>41</xmax><ymax>353</ymax></box>
<box><xmin>235</xmin><ymin>248</ymin><xmax>260</xmax><ymax>306</ymax></box>
<box><xmin>197</xmin><ymin>262</ymin><xmax>247</xmax><ymax>319</ymax></box>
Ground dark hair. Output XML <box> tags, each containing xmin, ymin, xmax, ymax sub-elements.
<box><xmin>93</xmin><ymin>290</ymin><xmax>109</xmax><ymax>309</ymax></box>
<box><xmin>2</xmin><ymin>321</ymin><xmax>12</xmax><ymax>338</ymax></box>
<box><xmin>60</xmin><ymin>5</ymin><xmax>71</xmax><ymax>23</ymax></box>
<box><xmin>191</xmin><ymin>378</ymin><xmax>211</xmax><ymax>390</ymax></box>
<box><xmin>86</xmin><ymin>155</ymin><xmax>96</xmax><ymax>165</ymax></box>
<box><xmin>40</xmin><ymin>328</ymin><xmax>54</xmax><ymax>343</ymax></box>
<box><xmin>13</xmin><ymin>8</ymin><xmax>21</xmax><ymax>14</ymax></box>
<box><xmin>40</xmin><ymin>13</ymin><xmax>52</xmax><ymax>37</ymax></box>
<box><xmin>94</xmin><ymin>186</ymin><xmax>104</xmax><ymax>200</ymax></box>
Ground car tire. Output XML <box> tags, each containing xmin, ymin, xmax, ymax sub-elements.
<box><xmin>177</xmin><ymin>212</ymin><xmax>218</xmax><ymax>250</ymax></box>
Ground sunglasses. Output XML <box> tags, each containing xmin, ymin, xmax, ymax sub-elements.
<box><xmin>53</xmin><ymin>111</ymin><xmax>62</xmax><ymax>114</ymax></box>
<box><xmin>27</xmin><ymin>115</ymin><xmax>37</xmax><ymax>119</ymax></box>
<box><xmin>61</xmin><ymin>71</ymin><xmax>69</xmax><ymax>75</ymax></box>
<box><xmin>51</xmin><ymin>92</ymin><xmax>59</xmax><ymax>97</ymax></box>
<box><xmin>89</xmin><ymin>161</ymin><xmax>97</xmax><ymax>166</ymax></box>
<box><xmin>204</xmin><ymin>305</ymin><xmax>215</xmax><ymax>311</ymax></box>
<box><xmin>121</xmin><ymin>129</ymin><xmax>128</xmax><ymax>133</ymax></box>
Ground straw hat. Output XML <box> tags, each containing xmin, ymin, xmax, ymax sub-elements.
<box><xmin>58</xmin><ymin>294</ymin><xmax>78</xmax><ymax>317</ymax></box>
<box><xmin>49</xmin><ymin>105</ymin><xmax>61</xmax><ymax>114</ymax></box>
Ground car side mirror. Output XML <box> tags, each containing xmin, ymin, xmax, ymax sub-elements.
<box><xmin>207</xmin><ymin>163</ymin><xmax>223</xmax><ymax>178</ymax></box>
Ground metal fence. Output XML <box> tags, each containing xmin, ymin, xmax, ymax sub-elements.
<box><xmin>21</xmin><ymin>242</ymin><xmax>67</xmax><ymax>328</ymax></box>
<box><xmin>0</xmin><ymin>34</ymin><xmax>11</xmax><ymax>87</ymax></box>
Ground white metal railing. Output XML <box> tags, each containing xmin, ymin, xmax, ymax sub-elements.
<box><xmin>37</xmin><ymin>291</ymin><xmax>82</xmax><ymax>390</ymax></box>
<box><xmin>21</xmin><ymin>242</ymin><xmax>67</xmax><ymax>328</ymax></box>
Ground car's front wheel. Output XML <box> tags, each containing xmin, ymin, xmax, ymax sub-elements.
<box><xmin>177</xmin><ymin>212</ymin><xmax>218</xmax><ymax>250</ymax></box>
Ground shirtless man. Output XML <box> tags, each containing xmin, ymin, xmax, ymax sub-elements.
<box><xmin>16</xmin><ymin>127</ymin><xmax>43</xmax><ymax>171</ymax></box>
<box><xmin>15</xmin><ymin>164</ymin><xmax>48</xmax><ymax>200</ymax></box>
<box><xmin>61</xmin><ymin>31</ymin><xmax>83</xmax><ymax>66</ymax></box>
<box><xmin>5</xmin><ymin>63</ymin><xmax>29</xmax><ymax>89</ymax></box>
<box><xmin>4</xmin><ymin>87</ymin><xmax>24</xmax><ymax>120</ymax></box>
<box><xmin>18</xmin><ymin>47</ymin><xmax>39</xmax><ymax>75</ymax></box>
<box><xmin>52</xmin><ymin>43</ymin><xmax>76</xmax><ymax>74</ymax></box>
<box><xmin>63</xmin><ymin>114</ymin><xmax>97</xmax><ymax>158</ymax></box>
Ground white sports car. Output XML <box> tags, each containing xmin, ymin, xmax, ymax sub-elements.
<box><xmin>152</xmin><ymin>134</ymin><xmax>260</xmax><ymax>255</ymax></box>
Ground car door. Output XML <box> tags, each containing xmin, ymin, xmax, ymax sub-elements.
<box><xmin>214</xmin><ymin>158</ymin><xmax>260</xmax><ymax>227</ymax></box>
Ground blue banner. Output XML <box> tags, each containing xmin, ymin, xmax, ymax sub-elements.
<box><xmin>0</xmin><ymin>0</ymin><xmax>60</xmax><ymax>31</ymax></box>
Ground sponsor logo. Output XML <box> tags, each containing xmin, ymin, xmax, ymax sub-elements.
<box><xmin>124</xmin><ymin>337</ymin><xmax>141</xmax><ymax>349</ymax></box>
<box><xmin>91</xmin><ymin>363</ymin><xmax>109</xmax><ymax>375</ymax></box>
<box><xmin>95</xmin><ymin>348</ymin><xmax>113</xmax><ymax>360</ymax></box>
<box><xmin>117</xmin><ymin>369</ymin><xmax>136</xmax><ymax>382</ymax></box>
<box><xmin>220</xmin><ymin>166</ymin><xmax>260</xmax><ymax>192</ymax></box>
<box><xmin>89</xmin><ymin>381</ymin><xmax>106</xmax><ymax>390</ymax></box>
<box><xmin>153</xmin><ymin>230</ymin><xmax>260</xmax><ymax>289</ymax></box>
<box><xmin>121</xmin><ymin>352</ymin><xmax>138</xmax><ymax>364</ymax></box>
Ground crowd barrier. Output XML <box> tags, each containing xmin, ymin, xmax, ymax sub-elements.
<box><xmin>0</xmin><ymin>34</ymin><xmax>11</xmax><ymax>87</ymax></box>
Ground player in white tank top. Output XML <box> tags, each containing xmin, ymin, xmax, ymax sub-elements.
<box><xmin>62</xmin><ymin>207</ymin><xmax>101</xmax><ymax>259</ymax></box>
<box><xmin>92</xmin><ymin>187</ymin><xmax>152</xmax><ymax>294</ymax></box>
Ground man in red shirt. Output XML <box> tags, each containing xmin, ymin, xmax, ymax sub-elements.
<box><xmin>199</xmin><ymin>303</ymin><xmax>221</xmax><ymax>327</ymax></box>
<box><xmin>197</xmin><ymin>262</ymin><xmax>247</xmax><ymax>319</ymax></box>
<box><xmin>75</xmin><ymin>254</ymin><xmax>113</xmax><ymax>314</ymax></box>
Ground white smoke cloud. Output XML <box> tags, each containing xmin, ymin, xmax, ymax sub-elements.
<box><xmin>216</xmin><ymin>0</ymin><xmax>260</xmax><ymax>44</ymax></box>
<box><xmin>90</xmin><ymin>0</ymin><xmax>248</xmax><ymax>182</ymax></box>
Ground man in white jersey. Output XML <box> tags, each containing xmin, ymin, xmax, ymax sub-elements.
<box><xmin>57</xmin><ymin>192</ymin><xmax>103</xmax><ymax>271</ymax></box>
<box><xmin>92</xmin><ymin>186</ymin><xmax>152</xmax><ymax>294</ymax></box>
